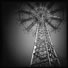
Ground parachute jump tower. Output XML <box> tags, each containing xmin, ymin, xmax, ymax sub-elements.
<box><xmin>17</xmin><ymin>2</ymin><xmax>64</xmax><ymax>67</ymax></box>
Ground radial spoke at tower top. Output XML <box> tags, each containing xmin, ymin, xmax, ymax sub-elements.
<box><xmin>17</xmin><ymin>9</ymin><xmax>34</xmax><ymax>16</ymax></box>
<box><xmin>50</xmin><ymin>17</ymin><xmax>63</xmax><ymax>22</ymax></box>
<box><xmin>50</xmin><ymin>7</ymin><xmax>65</xmax><ymax>14</ymax></box>
<box><xmin>35</xmin><ymin>2</ymin><xmax>40</xmax><ymax>7</ymax></box>
<box><xmin>46</xmin><ymin>2</ymin><xmax>55</xmax><ymax>10</ymax></box>
<box><xmin>25</xmin><ymin>21</ymin><xmax>36</xmax><ymax>32</ymax></box>
<box><xmin>26</xmin><ymin>2</ymin><xmax>36</xmax><ymax>11</ymax></box>
<box><xmin>20</xmin><ymin>17</ymin><xmax>33</xmax><ymax>24</ymax></box>
<box><xmin>41</xmin><ymin>2</ymin><xmax>47</xmax><ymax>7</ymax></box>
<box><xmin>46</xmin><ymin>20</ymin><xmax>58</xmax><ymax>29</ymax></box>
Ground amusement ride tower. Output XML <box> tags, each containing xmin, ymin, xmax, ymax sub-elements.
<box><xmin>16</xmin><ymin>2</ymin><xmax>65</xmax><ymax>67</ymax></box>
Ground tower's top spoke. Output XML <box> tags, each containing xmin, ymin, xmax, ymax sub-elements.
<box><xmin>25</xmin><ymin>20</ymin><xmax>36</xmax><ymax>32</ymax></box>
<box><xmin>46</xmin><ymin>20</ymin><xmax>57</xmax><ymax>29</ymax></box>
<box><xmin>26</xmin><ymin>2</ymin><xmax>36</xmax><ymax>11</ymax></box>
<box><xmin>50</xmin><ymin>17</ymin><xmax>63</xmax><ymax>22</ymax></box>
<box><xmin>50</xmin><ymin>8</ymin><xmax>65</xmax><ymax>14</ymax></box>
<box><xmin>46</xmin><ymin>2</ymin><xmax>55</xmax><ymax>10</ymax></box>
<box><xmin>17</xmin><ymin>9</ymin><xmax>32</xmax><ymax>14</ymax></box>
<box><xmin>20</xmin><ymin>17</ymin><xmax>33</xmax><ymax>24</ymax></box>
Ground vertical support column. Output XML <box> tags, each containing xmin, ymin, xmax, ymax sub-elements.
<box><xmin>30</xmin><ymin>24</ymin><xmax>39</xmax><ymax>65</ymax></box>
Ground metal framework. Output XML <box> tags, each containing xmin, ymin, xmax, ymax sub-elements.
<box><xmin>16</xmin><ymin>2</ymin><xmax>65</xmax><ymax>67</ymax></box>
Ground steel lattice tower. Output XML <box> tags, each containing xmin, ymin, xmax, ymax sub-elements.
<box><xmin>16</xmin><ymin>2</ymin><xmax>65</xmax><ymax>67</ymax></box>
<box><xmin>30</xmin><ymin>22</ymin><xmax>60</xmax><ymax>67</ymax></box>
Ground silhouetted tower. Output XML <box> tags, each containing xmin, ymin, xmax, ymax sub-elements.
<box><xmin>16</xmin><ymin>2</ymin><xmax>65</xmax><ymax>67</ymax></box>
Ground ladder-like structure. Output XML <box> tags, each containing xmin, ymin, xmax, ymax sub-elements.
<box><xmin>30</xmin><ymin>22</ymin><xmax>60</xmax><ymax>67</ymax></box>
